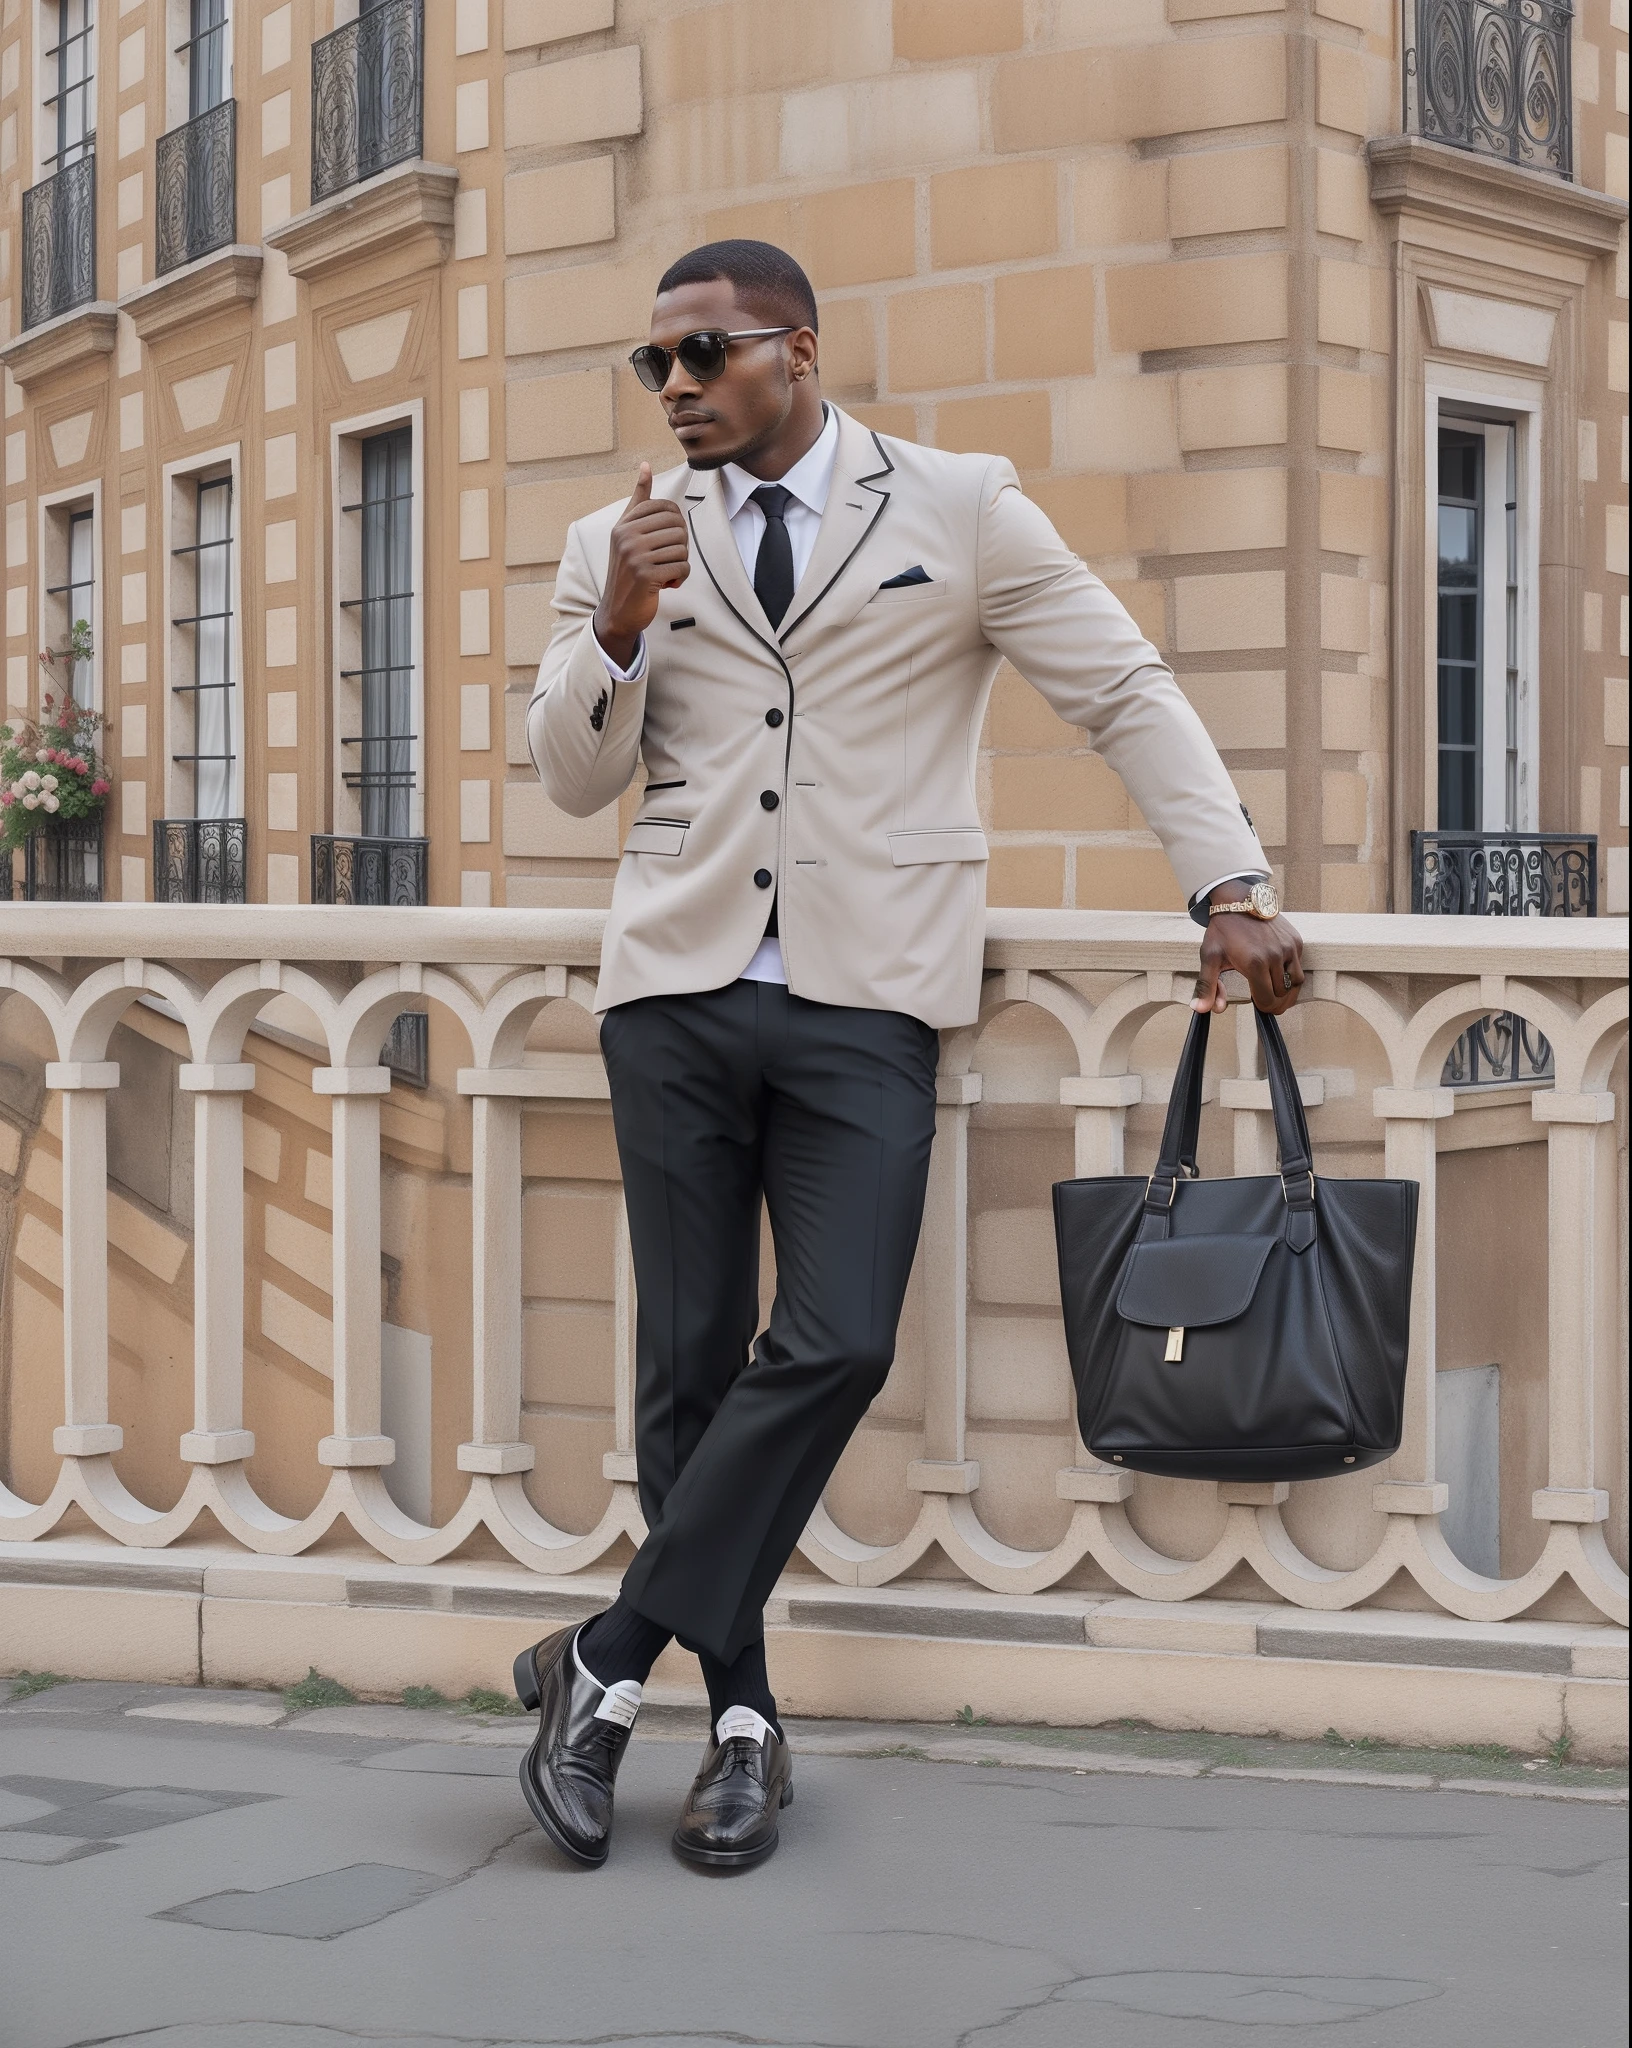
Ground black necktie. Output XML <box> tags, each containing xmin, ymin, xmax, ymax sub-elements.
<box><xmin>751</xmin><ymin>485</ymin><xmax>796</xmax><ymax>629</ymax></box>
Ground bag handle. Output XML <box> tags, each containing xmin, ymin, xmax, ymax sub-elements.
<box><xmin>1141</xmin><ymin>1006</ymin><xmax>1317</xmax><ymax>1246</ymax></box>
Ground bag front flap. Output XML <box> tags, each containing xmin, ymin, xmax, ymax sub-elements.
<box><xmin>1115</xmin><ymin>1232</ymin><xmax>1277</xmax><ymax>1330</ymax></box>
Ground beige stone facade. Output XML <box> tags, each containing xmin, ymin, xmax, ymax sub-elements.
<box><xmin>0</xmin><ymin>0</ymin><xmax>1622</xmax><ymax>914</ymax></box>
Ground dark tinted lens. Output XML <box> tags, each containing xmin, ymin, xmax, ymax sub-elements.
<box><xmin>630</xmin><ymin>345</ymin><xmax>671</xmax><ymax>393</ymax></box>
<box><xmin>677</xmin><ymin>330</ymin><xmax>730</xmax><ymax>381</ymax></box>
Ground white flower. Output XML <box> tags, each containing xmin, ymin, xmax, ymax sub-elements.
<box><xmin>34</xmin><ymin>748</ymin><xmax>50</xmax><ymax>763</ymax></box>
<box><xmin>8</xmin><ymin>780</ymin><xmax>22</xmax><ymax>798</ymax></box>
<box><xmin>21</xmin><ymin>769</ymin><xmax>40</xmax><ymax>790</ymax></box>
<box><xmin>41</xmin><ymin>793</ymin><xmax>60</xmax><ymax>812</ymax></box>
<box><xmin>20</xmin><ymin>792</ymin><xmax>38</xmax><ymax>809</ymax></box>
<box><xmin>40</xmin><ymin>773</ymin><xmax>58</xmax><ymax>792</ymax></box>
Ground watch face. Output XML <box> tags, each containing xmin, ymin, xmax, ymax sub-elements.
<box><xmin>1249</xmin><ymin>880</ymin><xmax>1280</xmax><ymax>919</ymax></box>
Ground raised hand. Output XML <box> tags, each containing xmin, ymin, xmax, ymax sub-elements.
<box><xmin>593</xmin><ymin>463</ymin><xmax>690</xmax><ymax>671</ymax></box>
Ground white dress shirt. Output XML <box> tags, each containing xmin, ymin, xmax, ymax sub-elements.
<box><xmin>597</xmin><ymin>403</ymin><xmax>1257</xmax><ymax>974</ymax></box>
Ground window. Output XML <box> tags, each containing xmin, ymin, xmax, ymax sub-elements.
<box><xmin>183</xmin><ymin>0</ymin><xmax>229</xmax><ymax>117</ymax></box>
<box><xmin>43</xmin><ymin>505</ymin><xmax>95</xmax><ymax>706</ymax></box>
<box><xmin>1435</xmin><ymin>418</ymin><xmax>1527</xmax><ymax>832</ymax></box>
<box><xmin>44</xmin><ymin>0</ymin><xmax>95</xmax><ymax>172</ymax></box>
<box><xmin>170</xmin><ymin>475</ymin><xmax>235</xmax><ymax>818</ymax></box>
<box><xmin>346</xmin><ymin>425</ymin><xmax>415</xmax><ymax>840</ymax></box>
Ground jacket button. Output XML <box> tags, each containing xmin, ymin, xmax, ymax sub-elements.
<box><xmin>754</xmin><ymin>868</ymin><xmax>773</xmax><ymax>889</ymax></box>
<box><xmin>765</xmin><ymin>708</ymin><xmax>784</xmax><ymax>727</ymax></box>
<box><xmin>760</xmin><ymin>790</ymin><xmax>779</xmax><ymax>810</ymax></box>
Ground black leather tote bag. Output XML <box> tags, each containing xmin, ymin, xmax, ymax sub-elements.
<box><xmin>1052</xmin><ymin>1006</ymin><xmax>1418</xmax><ymax>1484</ymax></box>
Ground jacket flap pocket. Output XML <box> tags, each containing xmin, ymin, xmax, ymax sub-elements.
<box><xmin>888</xmin><ymin>827</ymin><xmax>989</xmax><ymax>866</ymax></box>
<box><xmin>624</xmin><ymin>820</ymin><xmax>688</xmax><ymax>856</ymax></box>
<box><xmin>1115</xmin><ymin>1233</ymin><xmax>1277</xmax><ymax>1329</ymax></box>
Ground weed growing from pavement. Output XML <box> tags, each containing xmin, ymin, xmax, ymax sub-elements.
<box><xmin>401</xmin><ymin>1686</ymin><xmax>448</xmax><ymax>1709</ymax></box>
<box><xmin>954</xmin><ymin>1705</ymin><xmax>991</xmax><ymax>1727</ymax></box>
<box><xmin>1324</xmin><ymin>1727</ymin><xmax>1387</xmax><ymax>1751</ymax></box>
<box><xmin>460</xmin><ymin>1686</ymin><xmax>526</xmax><ymax>1717</ymax></box>
<box><xmin>1547</xmin><ymin>1731</ymin><xmax>1574</xmax><ymax>1768</ymax></box>
<box><xmin>8</xmin><ymin>1670</ymin><xmax>66</xmax><ymax>1699</ymax></box>
<box><xmin>282</xmin><ymin>1669</ymin><xmax>357</xmax><ymax>1712</ymax></box>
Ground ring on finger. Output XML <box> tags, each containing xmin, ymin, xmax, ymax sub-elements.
<box><xmin>1282</xmin><ymin>964</ymin><xmax>1295</xmax><ymax>991</ymax></box>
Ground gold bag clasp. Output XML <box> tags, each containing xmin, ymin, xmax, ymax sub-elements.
<box><xmin>1164</xmin><ymin>1326</ymin><xmax>1185</xmax><ymax>1363</ymax></box>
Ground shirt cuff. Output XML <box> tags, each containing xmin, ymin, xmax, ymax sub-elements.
<box><xmin>594</xmin><ymin>629</ymin><xmax>648</xmax><ymax>683</ymax></box>
<box><xmin>1189</xmin><ymin>872</ymin><xmax>1269</xmax><ymax>929</ymax></box>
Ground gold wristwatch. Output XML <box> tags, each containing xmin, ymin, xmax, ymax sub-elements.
<box><xmin>1209</xmin><ymin>879</ymin><xmax>1280</xmax><ymax>920</ymax></box>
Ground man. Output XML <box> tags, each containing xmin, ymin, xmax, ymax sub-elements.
<box><xmin>520</xmin><ymin>240</ymin><xmax>1302</xmax><ymax>1872</ymax></box>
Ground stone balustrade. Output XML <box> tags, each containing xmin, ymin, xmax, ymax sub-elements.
<box><xmin>0</xmin><ymin>903</ymin><xmax>1625</xmax><ymax>1636</ymax></box>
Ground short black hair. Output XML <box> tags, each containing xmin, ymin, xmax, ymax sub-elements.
<box><xmin>656</xmin><ymin>240</ymin><xmax>818</xmax><ymax>334</ymax></box>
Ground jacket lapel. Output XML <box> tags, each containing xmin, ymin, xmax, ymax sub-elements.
<box><xmin>776</xmin><ymin>409</ymin><xmax>893</xmax><ymax>646</ymax></box>
<box><xmin>684</xmin><ymin>470</ymin><xmax>783</xmax><ymax>663</ymax></box>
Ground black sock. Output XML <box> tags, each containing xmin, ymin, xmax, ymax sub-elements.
<box><xmin>698</xmin><ymin>1635</ymin><xmax>782</xmax><ymax>1741</ymax></box>
<box><xmin>576</xmin><ymin>1595</ymin><xmax>671</xmax><ymax>1689</ymax></box>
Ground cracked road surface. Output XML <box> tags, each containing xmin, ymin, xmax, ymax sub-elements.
<box><xmin>1</xmin><ymin>1685</ymin><xmax>1624</xmax><ymax>2048</ymax></box>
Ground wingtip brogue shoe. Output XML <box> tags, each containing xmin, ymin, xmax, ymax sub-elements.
<box><xmin>672</xmin><ymin>1712</ymin><xmax>793</xmax><ymax>1871</ymax></box>
<box><xmin>514</xmin><ymin>1622</ymin><xmax>640</xmax><ymax>1867</ymax></box>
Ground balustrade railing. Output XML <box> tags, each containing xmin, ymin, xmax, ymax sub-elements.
<box><xmin>21</xmin><ymin>154</ymin><xmax>96</xmax><ymax>330</ymax></box>
<box><xmin>310</xmin><ymin>0</ymin><xmax>423</xmax><ymax>203</ymax></box>
<box><xmin>1402</xmin><ymin>0</ymin><xmax>1574</xmax><ymax>178</ymax></box>
<box><xmin>0</xmin><ymin>906</ymin><xmax>1624</xmax><ymax>1635</ymax></box>
<box><xmin>152</xmin><ymin>817</ymin><xmax>247</xmax><ymax>905</ymax></box>
<box><xmin>155</xmin><ymin>99</ymin><xmax>237</xmax><ymax>275</ymax></box>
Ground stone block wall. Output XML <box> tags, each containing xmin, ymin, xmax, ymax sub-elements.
<box><xmin>498</xmin><ymin>0</ymin><xmax>1410</xmax><ymax>914</ymax></box>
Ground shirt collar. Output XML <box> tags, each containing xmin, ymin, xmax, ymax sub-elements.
<box><xmin>720</xmin><ymin>404</ymin><xmax>840</xmax><ymax>524</ymax></box>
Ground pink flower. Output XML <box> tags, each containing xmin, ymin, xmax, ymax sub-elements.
<box><xmin>90</xmin><ymin>778</ymin><xmax>110</xmax><ymax>797</ymax></box>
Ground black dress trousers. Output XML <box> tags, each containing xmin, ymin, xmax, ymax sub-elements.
<box><xmin>600</xmin><ymin>980</ymin><xmax>939</xmax><ymax>1663</ymax></box>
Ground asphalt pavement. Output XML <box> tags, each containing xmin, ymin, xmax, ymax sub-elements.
<box><xmin>0</xmin><ymin>1678</ymin><xmax>1625</xmax><ymax>2048</ymax></box>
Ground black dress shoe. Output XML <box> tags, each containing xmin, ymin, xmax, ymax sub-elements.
<box><xmin>513</xmin><ymin>1622</ymin><xmax>639</xmax><ymax>1867</ymax></box>
<box><xmin>672</xmin><ymin>1725</ymin><xmax>793</xmax><ymax>1870</ymax></box>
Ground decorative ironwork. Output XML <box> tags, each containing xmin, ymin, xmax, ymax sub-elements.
<box><xmin>152</xmin><ymin>816</ymin><xmax>247</xmax><ymax>904</ymax></box>
<box><xmin>1413</xmin><ymin>829</ymin><xmax>1595</xmax><ymax>1087</ymax></box>
<box><xmin>310</xmin><ymin>831</ymin><xmax>428</xmax><ymax>908</ymax></box>
<box><xmin>311</xmin><ymin>830</ymin><xmax>429</xmax><ymax>1083</ymax></box>
<box><xmin>311</xmin><ymin>0</ymin><xmax>423</xmax><ymax>203</ymax></box>
<box><xmin>1442</xmin><ymin>1010</ymin><xmax>1555</xmax><ymax>1085</ymax></box>
<box><xmin>1403</xmin><ymin>0</ymin><xmax>1573</xmax><ymax>178</ymax></box>
<box><xmin>1412</xmin><ymin>830</ymin><xmax>1597</xmax><ymax>916</ymax></box>
<box><xmin>22</xmin><ymin>816</ymin><xmax>103</xmax><ymax>901</ymax></box>
<box><xmin>155</xmin><ymin>98</ymin><xmax>236</xmax><ymax>275</ymax></box>
<box><xmin>21</xmin><ymin>153</ymin><xmax>96</xmax><ymax>330</ymax></box>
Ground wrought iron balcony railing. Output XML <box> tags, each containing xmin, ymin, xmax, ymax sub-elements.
<box><xmin>10</xmin><ymin>817</ymin><xmax>105</xmax><ymax>901</ymax></box>
<box><xmin>1413</xmin><ymin>829</ymin><xmax>1596</xmax><ymax>1086</ymax></box>
<box><xmin>311</xmin><ymin>830</ymin><xmax>430</xmax><ymax>1084</ymax></box>
<box><xmin>310</xmin><ymin>0</ymin><xmax>424</xmax><ymax>203</ymax></box>
<box><xmin>22</xmin><ymin>154</ymin><xmax>97</xmax><ymax>330</ymax></box>
<box><xmin>153</xmin><ymin>817</ymin><xmax>247</xmax><ymax>904</ymax></box>
<box><xmin>311</xmin><ymin>831</ymin><xmax>428</xmax><ymax>908</ymax></box>
<box><xmin>1402</xmin><ymin>0</ymin><xmax>1574</xmax><ymax>179</ymax></box>
<box><xmin>155</xmin><ymin>99</ymin><xmax>237</xmax><ymax>276</ymax></box>
<box><xmin>1412</xmin><ymin>829</ymin><xmax>1597</xmax><ymax>917</ymax></box>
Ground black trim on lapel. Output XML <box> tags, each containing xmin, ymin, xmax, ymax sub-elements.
<box><xmin>687</xmin><ymin>507</ymin><xmax>788</xmax><ymax>671</ymax></box>
<box><xmin>776</xmin><ymin>431</ymin><xmax>895</xmax><ymax>647</ymax></box>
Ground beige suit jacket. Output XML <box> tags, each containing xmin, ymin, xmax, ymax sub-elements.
<box><xmin>529</xmin><ymin>406</ymin><xmax>1265</xmax><ymax>1028</ymax></box>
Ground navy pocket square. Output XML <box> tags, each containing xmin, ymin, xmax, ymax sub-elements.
<box><xmin>877</xmin><ymin>566</ymin><xmax>932</xmax><ymax>589</ymax></box>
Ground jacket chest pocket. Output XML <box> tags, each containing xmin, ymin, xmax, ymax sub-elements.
<box><xmin>624</xmin><ymin>819</ymin><xmax>689</xmax><ymax>857</ymax></box>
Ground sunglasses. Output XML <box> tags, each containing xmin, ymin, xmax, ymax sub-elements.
<box><xmin>629</xmin><ymin>327</ymin><xmax>794</xmax><ymax>393</ymax></box>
